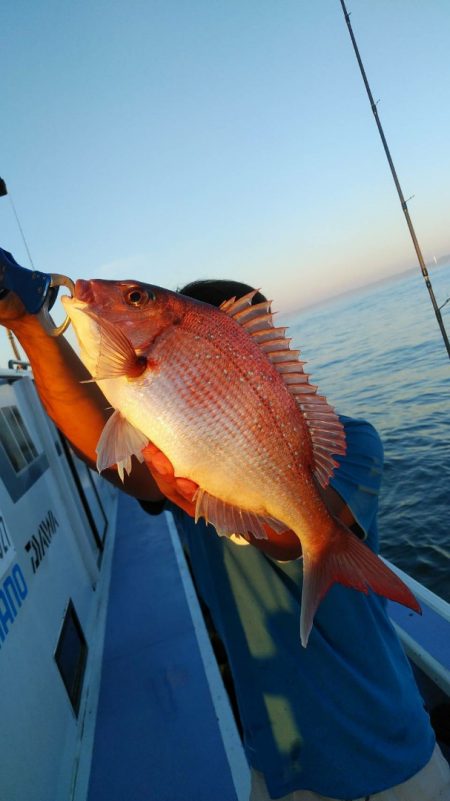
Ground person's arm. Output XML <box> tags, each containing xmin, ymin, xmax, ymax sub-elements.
<box><xmin>1</xmin><ymin>292</ymin><xmax>164</xmax><ymax>502</ymax></box>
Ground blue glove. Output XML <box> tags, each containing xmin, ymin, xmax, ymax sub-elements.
<box><xmin>0</xmin><ymin>247</ymin><xmax>52</xmax><ymax>313</ymax></box>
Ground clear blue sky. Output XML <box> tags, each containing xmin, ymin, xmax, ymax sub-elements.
<box><xmin>2</xmin><ymin>0</ymin><xmax>450</xmax><ymax>324</ymax></box>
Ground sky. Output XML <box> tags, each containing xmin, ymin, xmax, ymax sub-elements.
<box><xmin>2</xmin><ymin>0</ymin><xmax>450</xmax><ymax>360</ymax></box>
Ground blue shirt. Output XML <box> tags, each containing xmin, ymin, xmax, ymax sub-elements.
<box><xmin>173</xmin><ymin>418</ymin><xmax>435</xmax><ymax>799</ymax></box>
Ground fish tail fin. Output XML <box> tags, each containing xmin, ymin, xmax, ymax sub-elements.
<box><xmin>300</xmin><ymin>525</ymin><xmax>421</xmax><ymax>647</ymax></box>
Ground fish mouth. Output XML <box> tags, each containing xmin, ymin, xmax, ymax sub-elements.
<box><xmin>62</xmin><ymin>280</ymin><xmax>97</xmax><ymax>313</ymax></box>
<box><xmin>61</xmin><ymin>293</ymin><xmax>90</xmax><ymax>317</ymax></box>
<box><xmin>74</xmin><ymin>279</ymin><xmax>96</xmax><ymax>304</ymax></box>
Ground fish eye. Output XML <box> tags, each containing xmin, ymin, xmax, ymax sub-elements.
<box><xmin>124</xmin><ymin>287</ymin><xmax>154</xmax><ymax>307</ymax></box>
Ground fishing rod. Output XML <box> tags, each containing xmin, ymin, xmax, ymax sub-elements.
<box><xmin>339</xmin><ymin>0</ymin><xmax>450</xmax><ymax>361</ymax></box>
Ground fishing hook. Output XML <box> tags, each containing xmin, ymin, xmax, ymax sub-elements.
<box><xmin>37</xmin><ymin>273</ymin><xmax>75</xmax><ymax>336</ymax></box>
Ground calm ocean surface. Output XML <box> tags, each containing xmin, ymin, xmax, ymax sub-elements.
<box><xmin>282</xmin><ymin>266</ymin><xmax>450</xmax><ymax>602</ymax></box>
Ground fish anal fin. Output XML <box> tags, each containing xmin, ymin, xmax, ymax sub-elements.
<box><xmin>221</xmin><ymin>292</ymin><xmax>346</xmax><ymax>487</ymax></box>
<box><xmin>96</xmin><ymin>409</ymin><xmax>149</xmax><ymax>481</ymax></box>
<box><xmin>300</xmin><ymin>525</ymin><xmax>421</xmax><ymax>647</ymax></box>
<box><xmin>194</xmin><ymin>488</ymin><xmax>287</xmax><ymax>541</ymax></box>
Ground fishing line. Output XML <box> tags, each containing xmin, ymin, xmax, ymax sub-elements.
<box><xmin>6</xmin><ymin>188</ymin><xmax>36</xmax><ymax>270</ymax></box>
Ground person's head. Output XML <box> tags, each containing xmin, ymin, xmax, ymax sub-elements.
<box><xmin>179</xmin><ymin>279</ymin><xmax>267</xmax><ymax>309</ymax></box>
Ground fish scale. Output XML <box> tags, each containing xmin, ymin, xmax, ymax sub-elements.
<box><xmin>138</xmin><ymin>326</ymin><xmax>302</xmax><ymax>513</ymax></box>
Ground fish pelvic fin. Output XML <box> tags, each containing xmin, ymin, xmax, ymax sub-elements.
<box><xmin>194</xmin><ymin>488</ymin><xmax>288</xmax><ymax>541</ymax></box>
<box><xmin>220</xmin><ymin>293</ymin><xmax>346</xmax><ymax>488</ymax></box>
<box><xmin>96</xmin><ymin>409</ymin><xmax>149</xmax><ymax>481</ymax></box>
<box><xmin>85</xmin><ymin>311</ymin><xmax>148</xmax><ymax>380</ymax></box>
<box><xmin>300</xmin><ymin>524</ymin><xmax>421</xmax><ymax>647</ymax></box>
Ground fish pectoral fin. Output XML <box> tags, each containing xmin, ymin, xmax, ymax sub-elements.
<box><xmin>194</xmin><ymin>488</ymin><xmax>286</xmax><ymax>541</ymax></box>
<box><xmin>96</xmin><ymin>409</ymin><xmax>149</xmax><ymax>481</ymax></box>
<box><xmin>85</xmin><ymin>311</ymin><xmax>147</xmax><ymax>380</ymax></box>
<box><xmin>300</xmin><ymin>522</ymin><xmax>421</xmax><ymax>648</ymax></box>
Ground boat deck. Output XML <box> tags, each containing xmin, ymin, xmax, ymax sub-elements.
<box><xmin>84</xmin><ymin>495</ymin><xmax>450</xmax><ymax>800</ymax></box>
<box><xmin>86</xmin><ymin>493</ymin><xmax>249</xmax><ymax>801</ymax></box>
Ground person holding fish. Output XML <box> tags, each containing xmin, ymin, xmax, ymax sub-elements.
<box><xmin>0</xmin><ymin>270</ymin><xmax>448</xmax><ymax>801</ymax></box>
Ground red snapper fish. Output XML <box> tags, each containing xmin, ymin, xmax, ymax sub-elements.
<box><xmin>62</xmin><ymin>279</ymin><xmax>419</xmax><ymax>645</ymax></box>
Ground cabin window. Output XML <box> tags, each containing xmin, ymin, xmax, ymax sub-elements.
<box><xmin>0</xmin><ymin>406</ymin><xmax>38</xmax><ymax>472</ymax></box>
<box><xmin>0</xmin><ymin>402</ymin><xmax>49</xmax><ymax>502</ymax></box>
<box><xmin>54</xmin><ymin>600</ymin><xmax>88</xmax><ymax>716</ymax></box>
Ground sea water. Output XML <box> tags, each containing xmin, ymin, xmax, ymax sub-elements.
<box><xmin>282</xmin><ymin>266</ymin><xmax>450</xmax><ymax>602</ymax></box>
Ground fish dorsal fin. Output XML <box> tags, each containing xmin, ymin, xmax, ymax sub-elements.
<box><xmin>219</xmin><ymin>289</ymin><xmax>260</xmax><ymax>315</ymax></box>
<box><xmin>194</xmin><ymin>488</ymin><xmax>288</xmax><ymax>540</ymax></box>
<box><xmin>96</xmin><ymin>409</ymin><xmax>149</xmax><ymax>481</ymax></box>
<box><xmin>221</xmin><ymin>293</ymin><xmax>346</xmax><ymax>486</ymax></box>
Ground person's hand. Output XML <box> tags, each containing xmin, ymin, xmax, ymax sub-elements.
<box><xmin>141</xmin><ymin>442</ymin><xmax>302</xmax><ymax>560</ymax></box>
<box><xmin>141</xmin><ymin>442</ymin><xmax>198</xmax><ymax>516</ymax></box>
